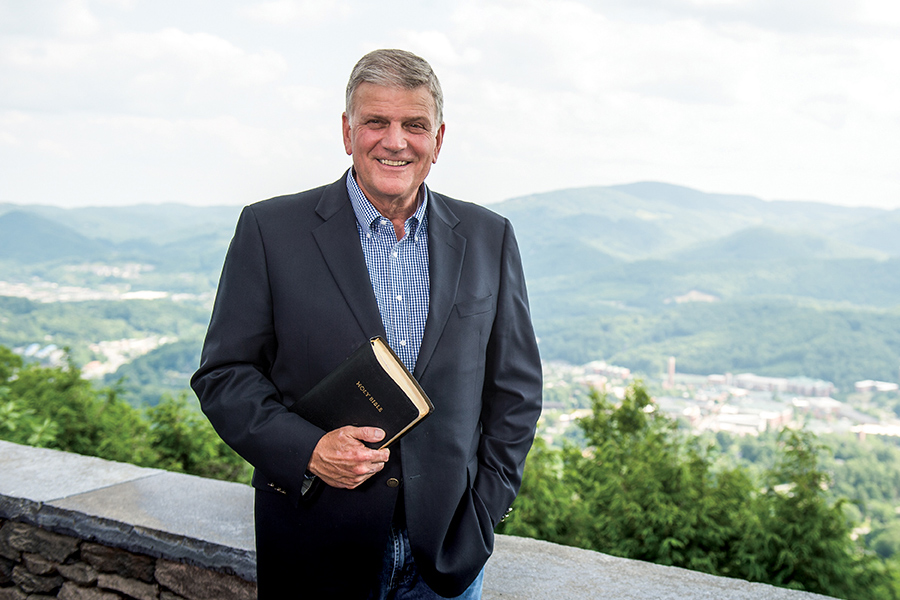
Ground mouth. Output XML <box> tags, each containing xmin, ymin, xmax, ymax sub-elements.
<box><xmin>378</xmin><ymin>159</ymin><xmax>411</xmax><ymax>167</ymax></box>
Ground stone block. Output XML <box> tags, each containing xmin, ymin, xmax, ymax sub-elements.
<box><xmin>0</xmin><ymin>522</ymin><xmax>22</xmax><ymax>561</ymax></box>
<box><xmin>97</xmin><ymin>572</ymin><xmax>159</xmax><ymax>600</ymax></box>
<box><xmin>1</xmin><ymin>554</ymin><xmax>14</xmax><ymax>583</ymax></box>
<box><xmin>57</xmin><ymin>561</ymin><xmax>99</xmax><ymax>586</ymax></box>
<box><xmin>21</xmin><ymin>552</ymin><xmax>56</xmax><ymax>575</ymax></box>
<box><xmin>0</xmin><ymin>543</ymin><xmax>17</xmax><ymax>561</ymax></box>
<box><xmin>2</xmin><ymin>522</ymin><xmax>78</xmax><ymax>563</ymax></box>
<box><xmin>11</xmin><ymin>564</ymin><xmax>63</xmax><ymax>594</ymax></box>
<box><xmin>0</xmin><ymin>523</ymin><xmax>32</xmax><ymax>554</ymax></box>
<box><xmin>81</xmin><ymin>543</ymin><xmax>155</xmax><ymax>582</ymax></box>
<box><xmin>32</xmin><ymin>527</ymin><xmax>80</xmax><ymax>563</ymax></box>
<box><xmin>160</xmin><ymin>593</ymin><xmax>187</xmax><ymax>600</ymax></box>
<box><xmin>0</xmin><ymin>587</ymin><xmax>27</xmax><ymax>600</ymax></box>
<box><xmin>155</xmin><ymin>559</ymin><xmax>256</xmax><ymax>600</ymax></box>
<box><xmin>58</xmin><ymin>582</ymin><xmax>124</xmax><ymax>600</ymax></box>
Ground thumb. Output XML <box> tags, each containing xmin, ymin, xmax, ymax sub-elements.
<box><xmin>356</xmin><ymin>427</ymin><xmax>386</xmax><ymax>443</ymax></box>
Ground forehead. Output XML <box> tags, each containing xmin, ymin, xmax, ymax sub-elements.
<box><xmin>350</xmin><ymin>83</ymin><xmax>437</xmax><ymax>122</ymax></box>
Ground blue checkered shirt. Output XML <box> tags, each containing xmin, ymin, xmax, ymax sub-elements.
<box><xmin>346</xmin><ymin>171</ymin><xmax>430</xmax><ymax>372</ymax></box>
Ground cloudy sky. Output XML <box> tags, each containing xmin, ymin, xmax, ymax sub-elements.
<box><xmin>2</xmin><ymin>0</ymin><xmax>899</xmax><ymax>209</ymax></box>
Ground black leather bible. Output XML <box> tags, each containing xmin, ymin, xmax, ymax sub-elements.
<box><xmin>289</xmin><ymin>337</ymin><xmax>434</xmax><ymax>449</ymax></box>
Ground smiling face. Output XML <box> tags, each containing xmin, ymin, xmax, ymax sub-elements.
<box><xmin>342</xmin><ymin>82</ymin><xmax>444</xmax><ymax>216</ymax></box>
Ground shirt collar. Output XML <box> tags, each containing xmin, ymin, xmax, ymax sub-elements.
<box><xmin>346</xmin><ymin>169</ymin><xmax>428</xmax><ymax>234</ymax></box>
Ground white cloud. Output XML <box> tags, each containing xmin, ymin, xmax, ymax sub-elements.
<box><xmin>1</xmin><ymin>0</ymin><xmax>899</xmax><ymax>208</ymax></box>
<box><xmin>416</xmin><ymin>0</ymin><xmax>900</xmax><ymax>207</ymax></box>
<box><xmin>187</xmin><ymin>115</ymin><xmax>282</xmax><ymax>161</ymax></box>
<box><xmin>0</xmin><ymin>27</ymin><xmax>288</xmax><ymax>116</ymax></box>
<box><xmin>120</xmin><ymin>28</ymin><xmax>288</xmax><ymax>87</ymax></box>
<box><xmin>237</xmin><ymin>1</ymin><xmax>351</xmax><ymax>25</ymax></box>
<box><xmin>280</xmin><ymin>84</ymin><xmax>337</xmax><ymax>113</ymax></box>
<box><xmin>56</xmin><ymin>0</ymin><xmax>101</xmax><ymax>37</ymax></box>
<box><xmin>856</xmin><ymin>0</ymin><xmax>900</xmax><ymax>27</ymax></box>
<box><xmin>400</xmin><ymin>31</ymin><xmax>480</xmax><ymax>68</ymax></box>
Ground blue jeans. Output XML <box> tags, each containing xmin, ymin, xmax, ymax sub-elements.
<box><xmin>371</xmin><ymin>524</ymin><xmax>484</xmax><ymax>600</ymax></box>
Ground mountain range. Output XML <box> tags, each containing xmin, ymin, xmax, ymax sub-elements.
<box><xmin>2</xmin><ymin>182</ymin><xmax>899</xmax><ymax>396</ymax></box>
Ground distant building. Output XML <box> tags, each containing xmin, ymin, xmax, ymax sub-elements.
<box><xmin>786</xmin><ymin>377</ymin><xmax>834</xmax><ymax>397</ymax></box>
<box><xmin>851</xmin><ymin>423</ymin><xmax>900</xmax><ymax>441</ymax></box>
<box><xmin>733</xmin><ymin>373</ymin><xmax>788</xmax><ymax>392</ymax></box>
<box><xmin>855</xmin><ymin>380</ymin><xmax>899</xmax><ymax>393</ymax></box>
<box><xmin>732</xmin><ymin>373</ymin><xmax>834</xmax><ymax>397</ymax></box>
<box><xmin>583</xmin><ymin>360</ymin><xmax>630</xmax><ymax>380</ymax></box>
<box><xmin>793</xmin><ymin>396</ymin><xmax>842</xmax><ymax>420</ymax></box>
<box><xmin>655</xmin><ymin>392</ymin><xmax>794</xmax><ymax>437</ymax></box>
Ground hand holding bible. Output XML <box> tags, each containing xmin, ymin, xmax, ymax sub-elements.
<box><xmin>308</xmin><ymin>426</ymin><xmax>391</xmax><ymax>489</ymax></box>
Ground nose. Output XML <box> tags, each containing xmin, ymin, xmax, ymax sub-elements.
<box><xmin>381</xmin><ymin>122</ymin><xmax>407</xmax><ymax>152</ymax></box>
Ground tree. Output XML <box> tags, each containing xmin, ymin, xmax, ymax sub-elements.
<box><xmin>6</xmin><ymin>357</ymin><xmax>154</xmax><ymax>464</ymax></box>
<box><xmin>146</xmin><ymin>393</ymin><xmax>251</xmax><ymax>483</ymax></box>
<box><xmin>501</xmin><ymin>383</ymin><xmax>899</xmax><ymax>599</ymax></box>
<box><xmin>745</xmin><ymin>429</ymin><xmax>896</xmax><ymax>598</ymax></box>
<box><xmin>0</xmin><ymin>344</ymin><xmax>251</xmax><ymax>485</ymax></box>
<box><xmin>498</xmin><ymin>436</ymin><xmax>573</xmax><ymax>541</ymax></box>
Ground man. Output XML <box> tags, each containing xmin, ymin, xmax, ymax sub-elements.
<box><xmin>192</xmin><ymin>49</ymin><xmax>542</xmax><ymax>599</ymax></box>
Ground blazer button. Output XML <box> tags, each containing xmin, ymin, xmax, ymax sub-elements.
<box><xmin>386</xmin><ymin>478</ymin><xmax>400</xmax><ymax>488</ymax></box>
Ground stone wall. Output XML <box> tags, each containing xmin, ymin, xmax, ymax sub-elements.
<box><xmin>0</xmin><ymin>519</ymin><xmax>255</xmax><ymax>599</ymax></box>
<box><xmin>1</xmin><ymin>439</ymin><xmax>837</xmax><ymax>600</ymax></box>
<box><xmin>0</xmin><ymin>440</ymin><xmax>256</xmax><ymax>600</ymax></box>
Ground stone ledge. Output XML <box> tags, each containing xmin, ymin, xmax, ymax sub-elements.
<box><xmin>0</xmin><ymin>440</ymin><xmax>254</xmax><ymax>581</ymax></box>
<box><xmin>1</xmin><ymin>440</ymin><xmax>835</xmax><ymax>599</ymax></box>
<box><xmin>485</xmin><ymin>535</ymin><xmax>834</xmax><ymax>600</ymax></box>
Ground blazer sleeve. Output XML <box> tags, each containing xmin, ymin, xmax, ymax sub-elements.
<box><xmin>190</xmin><ymin>205</ymin><xmax>325</xmax><ymax>502</ymax></box>
<box><xmin>473</xmin><ymin>218</ymin><xmax>543</xmax><ymax>526</ymax></box>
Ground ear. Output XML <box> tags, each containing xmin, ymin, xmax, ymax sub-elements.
<box><xmin>432</xmin><ymin>122</ymin><xmax>445</xmax><ymax>164</ymax></box>
<box><xmin>342</xmin><ymin>112</ymin><xmax>353</xmax><ymax>155</ymax></box>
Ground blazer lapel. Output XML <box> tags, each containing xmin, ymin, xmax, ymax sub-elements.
<box><xmin>311</xmin><ymin>175</ymin><xmax>385</xmax><ymax>340</ymax></box>
<box><xmin>415</xmin><ymin>191</ymin><xmax>465</xmax><ymax>379</ymax></box>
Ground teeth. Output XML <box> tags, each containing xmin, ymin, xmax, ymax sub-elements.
<box><xmin>379</xmin><ymin>159</ymin><xmax>409</xmax><ymax>166</ymax></box>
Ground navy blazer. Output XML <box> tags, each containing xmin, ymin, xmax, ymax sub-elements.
<box><xmin>192</xmin><ymin>173</ymin><xmax>542</xmax><ymax>597</ymax></box>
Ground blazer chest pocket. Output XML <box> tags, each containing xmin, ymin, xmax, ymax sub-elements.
<box><xmin>455</xmin><ymin>295</ymin><xmax>493</xmax><ymax>318</ymax></box>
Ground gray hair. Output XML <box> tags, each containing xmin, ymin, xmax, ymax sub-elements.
<box><xmin>345</xmin><ymin>49</ymin><xmax>444</xmax><ymax>125</ymax></box>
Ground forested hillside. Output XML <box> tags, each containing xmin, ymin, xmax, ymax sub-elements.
<box><xmin>3</xmin><ymin>182</ymin><xmax>900</xmax><ymax>395</ymax></box>
<box><xmin>492</xmin><ymin>182</ymin><xmax>900</xmax><ymax>392</ymax></box>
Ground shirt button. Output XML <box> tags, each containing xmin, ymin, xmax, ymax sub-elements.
<box><xmin>386</xmin><ymin>478</ymin><xmax>400</xmax><ymax>488</ymax></box>
<box><xmin>399</xmin><ymin>340</ymin><xmax>407</xmax><ymax>346</ymax></box>
<box><xmin>396</xmin><ymin>295</ymin><xmax>402</xmax><ymax>301</ymax></box>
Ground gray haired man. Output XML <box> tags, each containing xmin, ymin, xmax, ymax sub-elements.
<box><xmin>193</xmin><ymin>48</ymin><xmax>542</xmax><ymax>599</ymax></box>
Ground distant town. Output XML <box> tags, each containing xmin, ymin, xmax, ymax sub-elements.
<box><xmin>541</xmin><ymin>356</ymin><xmax>900</xmax><ymax>447</ymax></box>
<box><xmin>13</xmin><ymin>325</ymin><xmax>900</xmax><ymax>447</ymax></box>
<box><xmin>0</xmin><ymin>277</ymin><xmax>206</xmax><ymax>304</ymax></box>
